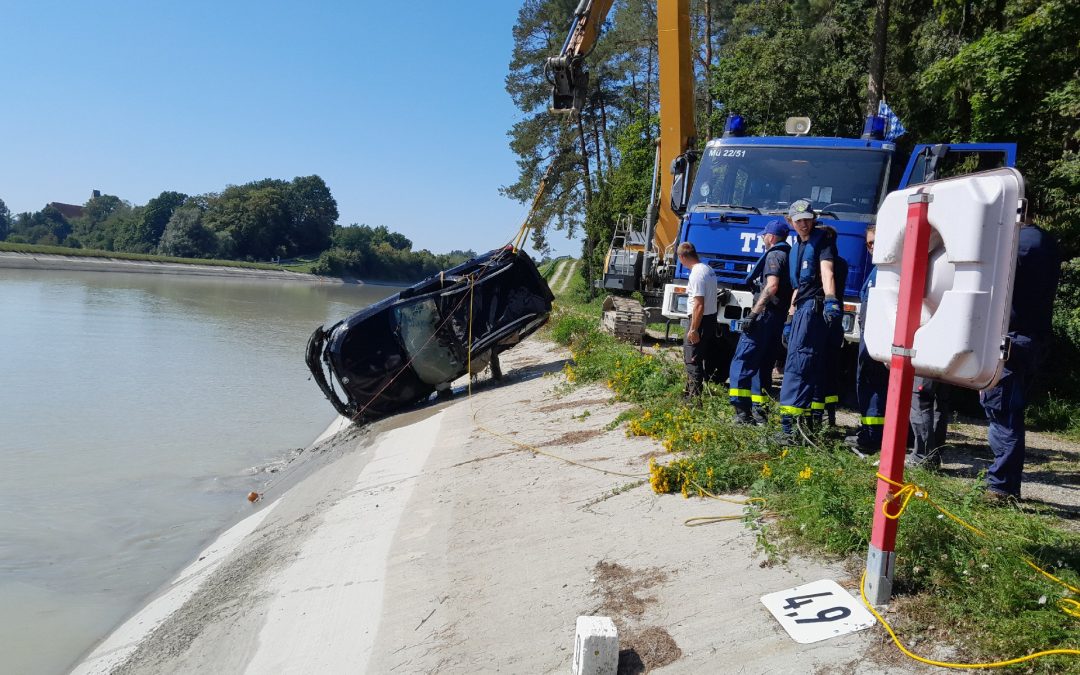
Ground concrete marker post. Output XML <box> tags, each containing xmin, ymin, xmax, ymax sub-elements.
<box><xmin>865</xmin><ymin>190</ymin><xmax>933</xmax><ymax>606</ymax></box>
<box><xmin>572</xmin><ymin>616</ymin><xmax>619</xmax><ymax>675</ymax></box>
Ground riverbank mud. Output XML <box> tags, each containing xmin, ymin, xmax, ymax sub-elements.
<box><xmin>0</xmin><ymin>252</ymin><xmax>335</xmax><ymax>282</ymax></box>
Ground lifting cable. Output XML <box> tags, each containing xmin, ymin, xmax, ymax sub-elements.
<box><xmin>464</xmin><ymin>274</ymin><xmax>645</xmax><ymax>480</ymax></box>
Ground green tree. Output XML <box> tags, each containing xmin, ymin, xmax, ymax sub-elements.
<box><xmin>72</xmin><ymin>193</ymin><xmax>129</xmax><ymax>250</ymax></box>
<box><xmin>0</xmin><ymin>198</ymin><xmax>10</xmax><ymax>241</ymax></box>
<box><xmin>124</xmin><ymin>191</ymin><xmax>188</xmax><ymax>253</ymax></box>
<box><xmin>288</xmin><ymin>175</ymin><xmax>338</xmax><ymax>253</ymax></box>
<box><xmin>12</xmin><ymin>206</ymin><xmax>73</xmax><ymax>246</ymax></box>
<box><xmin>708</xmin><ymin>0</ymin><xmax>872</xmax><ymax>137</ymax></box>
<box><xmin>158</xmin><ymin>205</ymin><xmax>216</xmax><ymax>258</ymax></box>
<box><xmin>203</xmin><ymin>180</ymin><xmax>292</xmax><ymax>259</ymax></box>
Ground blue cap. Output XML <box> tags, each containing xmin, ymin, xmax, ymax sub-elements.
<box><xmin>763</xmin><ymin>219</ymin><xmax>789</xmax><ymax>238</ymax></box>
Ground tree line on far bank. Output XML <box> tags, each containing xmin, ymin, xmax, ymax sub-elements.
<box><xmin>0</xmin><ymin>176</ymin><xmax>474</xmax><ymax>282</ymax></box>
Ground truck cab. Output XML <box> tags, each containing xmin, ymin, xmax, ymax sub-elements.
<box><xmin>662</xmin><ymin>126</ymin><xmax>1016</xmax><ymax>344</ymax></box>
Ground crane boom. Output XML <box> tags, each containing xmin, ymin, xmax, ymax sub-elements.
<box><xmin>547</xmin><ymin>0</ymin><xmax>616</xmax><ymax>112</ymax></box>
<box><xmin>548</xmin><ymin>0</ymin><xmax>695</xmax><ymax>261</ymax></box>
<box><xmin>654</xmin><ymin>0</ymin><xmax>696</xmax><ymax>257</ymax></box>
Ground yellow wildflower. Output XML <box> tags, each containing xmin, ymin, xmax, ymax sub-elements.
<box><xmin>761</xmin><ymin>463</ymin><xmax>772</xmax><ymax>478</ymax></box>
<box><xmin>780</xmin><ymin>449</ymin><xmax>789</xmax><ymax>459</ymax></box>
<box><xmin>799</xmin><ymin>466</ymin><xmax>813</xmax><ymax>481</ymax></box>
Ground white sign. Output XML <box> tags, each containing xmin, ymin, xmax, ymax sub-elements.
<box><xmin>760</xmin><ymin>579</ymin><xmax>876</xmax><ymax>644</ymax></box>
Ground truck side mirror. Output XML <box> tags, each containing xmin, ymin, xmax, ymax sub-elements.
<box><xmin>670</xmin><ymin>151</ymin><xmax>697</xmax><ymax>216</ymax></box>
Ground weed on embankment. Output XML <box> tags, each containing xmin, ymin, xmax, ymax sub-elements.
<box><xmin>0</xmin><ymin>241</ymin><xmax>290</xmax><ymax>271</ymax></box>
<box><xmin>543</xmin><ymin>297</ymin><xmax>1080</xmax><ymax>673</ymax></box>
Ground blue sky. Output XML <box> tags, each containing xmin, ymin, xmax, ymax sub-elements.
<box><xmin>0</xmin><ymin>0</ymin><xmax>580</xmax><ymax>258</ymax></box>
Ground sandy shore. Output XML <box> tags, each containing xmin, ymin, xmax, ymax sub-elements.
<box><xmin>73</xmin><ymin>338</ymin><xmax>926</xmax><ymax>674</ymax></box>
<box><xmin>0</xmin><ymin>251</ymin><xmax>337</xmax><ymax>282</ymax></box>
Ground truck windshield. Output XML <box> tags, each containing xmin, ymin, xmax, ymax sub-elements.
<box><xmin>689</xmin><ymin>146</ymin><xmax>890</xmax><ymax>221</ymax></box>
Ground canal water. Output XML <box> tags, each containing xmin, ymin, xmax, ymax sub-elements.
<box><xmin>0</xmin><ymin>268</ymin><xmax>397</xmax><ymax>675</ymax></box>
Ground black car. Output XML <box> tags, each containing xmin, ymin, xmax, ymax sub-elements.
<box><xmin>306</xmin><ymin>247</ymin><xmax>555</xmax><ymax>421</ymax></box>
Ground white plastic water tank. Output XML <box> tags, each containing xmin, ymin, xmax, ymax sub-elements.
<box><xmin>864</xmin><ymin>168</ymin><xmax>1025</xmax><ymax>390</ymax></box>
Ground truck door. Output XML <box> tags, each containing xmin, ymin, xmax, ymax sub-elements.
<box><xmin>898</xmin><ymin>143</ymin><xmax>1017</xmax><ymax>188</ymax></box>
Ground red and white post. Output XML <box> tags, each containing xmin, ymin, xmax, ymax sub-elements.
<box><xmin>865</xmin><ymin>190</ymin><xmax>933</xmax><ymax>605</ymax></box>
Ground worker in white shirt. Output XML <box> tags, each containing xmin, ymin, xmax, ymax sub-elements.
<box><xmin>677</xmin><ymin>242</ymin><xmax>718</xmax><ymax>398</ymax></box>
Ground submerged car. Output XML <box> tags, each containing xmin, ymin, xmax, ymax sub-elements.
<box><xmin>306</xmin><ymin>247</ymin><xmax>555</xmax><ymax>421</ymax></box>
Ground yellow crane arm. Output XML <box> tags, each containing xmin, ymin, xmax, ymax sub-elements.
<box><xmin>547</xmin><ymin>0</ymin><xmax>615</xmax><ymax>113</ymax></box>
<box><xmin>547</xmin><ymin>0</ymin><xmax>696</xmax><ymax>267</ymax></box>
<box><xmin>654</xmin><ymin>0</ymin><xmax>696</xmax><ymax>258</ymax></box>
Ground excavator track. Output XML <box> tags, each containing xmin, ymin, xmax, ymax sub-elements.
<box><xmin>600</xmin><ymin>295</ymin><xmax>646</xmax><ymax>342</ymax></box>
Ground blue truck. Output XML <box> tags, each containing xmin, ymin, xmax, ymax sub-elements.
<box><xmin>655</xmin><ymin>116</ymin><xmax>1016</xmax><ymax>344</ymax></box>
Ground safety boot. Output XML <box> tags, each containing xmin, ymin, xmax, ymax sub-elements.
<box><xmin>734</xmin><ymin>410</ymin><xmax>757</xmax><ymax>426</ymax></box>
<box><xmin>751</xmin><ymin>405</ymin><xmax>769</xmax><ymax>426</ymax></box>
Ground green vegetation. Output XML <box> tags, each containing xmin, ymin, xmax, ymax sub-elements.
<box><xmin>0</xmin><ymin>181</ymin><xmax>471</xmax><ymax>283</ymax></box>
<box><xmin>538</xmin><ymin>256</ymin><xmax>569</xmax><ymax>282</ymax></box>
<box><xmin>0</xmin><ymin>241</ymin><xmax>287</xmax><ymax>271</ymax></box>
<box><xmin>507</xmin><ymin>0</ymin><xmax>1080</xmax><ymax>426</ymax></box>
<box><xmin>310</xmin><ymin>224</ymin><xmax>477</xmax><ymax>282</ymax></box>
<box><xmin>546</xmin><ymin>290</ymin><xmax>1080</xmax><ymax>672</ymax></box>
<box><xmin>507</xmin><ymin>0</ymin><xmax>1080</xmax><ymax>264</ymax></box>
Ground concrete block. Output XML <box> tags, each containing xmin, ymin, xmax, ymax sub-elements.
<box><xmin>572</xmin><ymin>615</ymin><xmax>618</xmax><ymax>675</ymax></box>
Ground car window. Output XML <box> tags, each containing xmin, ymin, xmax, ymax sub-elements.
<box><xmin>394</xmin><ymin>299</ymin><xmax>463</xmax><ymax>385</ymax></box>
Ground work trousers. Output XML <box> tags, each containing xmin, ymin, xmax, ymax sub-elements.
<box><xmin>982</xmin><ymin>335</ymin><xmax>1038</xmax><ymax>497</ymax></box>
<box><xmin>779</xmin><ymin>299</ymin><xmax>827</xmax><ymax>434</ymax></box>
<box><xmin>683</xmin><ymin>313</ymin><xmax>718</xmax><ymax>397</ymax></box>
<box><xmin>910</xmin><ymin>377</ymin><xmax>950</xmax><ymax>466</ymax></box>
<box><xmin>854</xmin><ymin>337</ymin><xmax>887</xmax><ymax>450</ymax></box>
<box><xmin>729</xmin><ymin>306</ymin><xmax>785</xmax><ymax>416</ymax></box>
<box><xmin>813</xmin><ymin>314</ymin><xmax>846</xmax><ymax>426</ymax></box>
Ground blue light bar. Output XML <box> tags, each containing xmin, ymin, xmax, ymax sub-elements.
<box><xmin>862</xmin><ymin>114</ymin><xmax>886</xmax><ymax>140</ymax></box>
<box><xmin>724</xmin><ymin>114</ymin><xmax>747</xmax><ymax>138</ymax></box>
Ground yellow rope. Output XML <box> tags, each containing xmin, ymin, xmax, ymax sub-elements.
<box><xmin>470</xmin><ymin>407</ymin><xmax>646</xmax><ymax>479</ymax></box>
<box><xmin>511</xmin><ymin>158</ymin><xmax>558</xmax><ymax>252</ymax></box>
<box><xmin>682</xmin><ymin>480</ymin><xmax>767</xmax><ymax>527</ymax></box>
<box><xmin>863</xmin><ymin>472</ymin><xmax>1080</xmax><ymax>668</ymax></box>
<box><xmin>467</xmin><ymin>275</ymin><xmax>475</xmax><ymax>398</ymax></box>
<box><xmin>876</xmin><ymin>472</ymin><xmax>987</xmax><ymax>538</ymax></box>
<box><xmin>511</xmin><ymin>116</ymin><xmax>574</xmax><ymax>252</ymax></box>
<box><xmin>464</xmin><ymin>275</ymin><xmax>643</xmax><ymax>479</ymax></box>
<box><xmin>860</xmin><ymin>571</ymin><xmax>1080</xmax><ymax>669</ymax></box>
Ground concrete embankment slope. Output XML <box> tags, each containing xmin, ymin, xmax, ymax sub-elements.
<box><xmin>0</xmin><ymin>251</ymin><xmax>335</xmax><ymax>282</ymax></box>
<box><xmin>76</xmin><ymin>338</ymin><xmax>921</xmax><ymax>674</ymax></box>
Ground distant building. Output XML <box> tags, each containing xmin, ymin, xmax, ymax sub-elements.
<box><xmin>47</xmin><ymin>191</ymin><xmax>101</xmax><ymax>220</ymax></box>
<box><xmin>48</xmin><ymin>202</ymin><xmax>84</xmax><ymax>220</ymax></box>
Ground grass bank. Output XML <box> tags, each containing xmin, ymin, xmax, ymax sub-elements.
<box><xmin>546</xmin><ymin>276</ymin><xmax>1080</xmax><ymax>672</ymax></box>
<box><xmin>0</xmin><ymin>241</ymin><xmax>290</xmax><ymax>272</ymax></box>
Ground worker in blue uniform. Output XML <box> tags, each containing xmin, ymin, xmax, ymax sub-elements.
<box><xmin>812</xmin><ymin>226</ymin><xmax>848</xmax><ymax>429</ymax></box>
<box><xmin>729</xmin><ymin>219</ymin><xmax>792</xmax><ymax>425</ymax></box>
<box><xmin>777</xmin><ymin>199</ymin><xmax>840</xmax><ymax>442</ymax></box>
<box><xmin>846</xmin><ymin>225</ymin><xmax>887</xmax><ymax>453</ymax></box>
<box><xmin>908</xmin><ymin>376</ymin><xmax>950</xmax><ymax>468</ymax></box>
<box><xmin>982</xmin><ymin>223</ymin><xmax>1059</xmax><ymax>501</ymax></box>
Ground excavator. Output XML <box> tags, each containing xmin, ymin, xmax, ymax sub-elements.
<box><xmin>547</xmin><ymin>0</ymin><xmax>696</xmax><ymax>341</ymax></box>
<box><xmin>546</xmin><ymin>0</ymin><xmax>1017</xmax><ymax>350</ymax></box>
